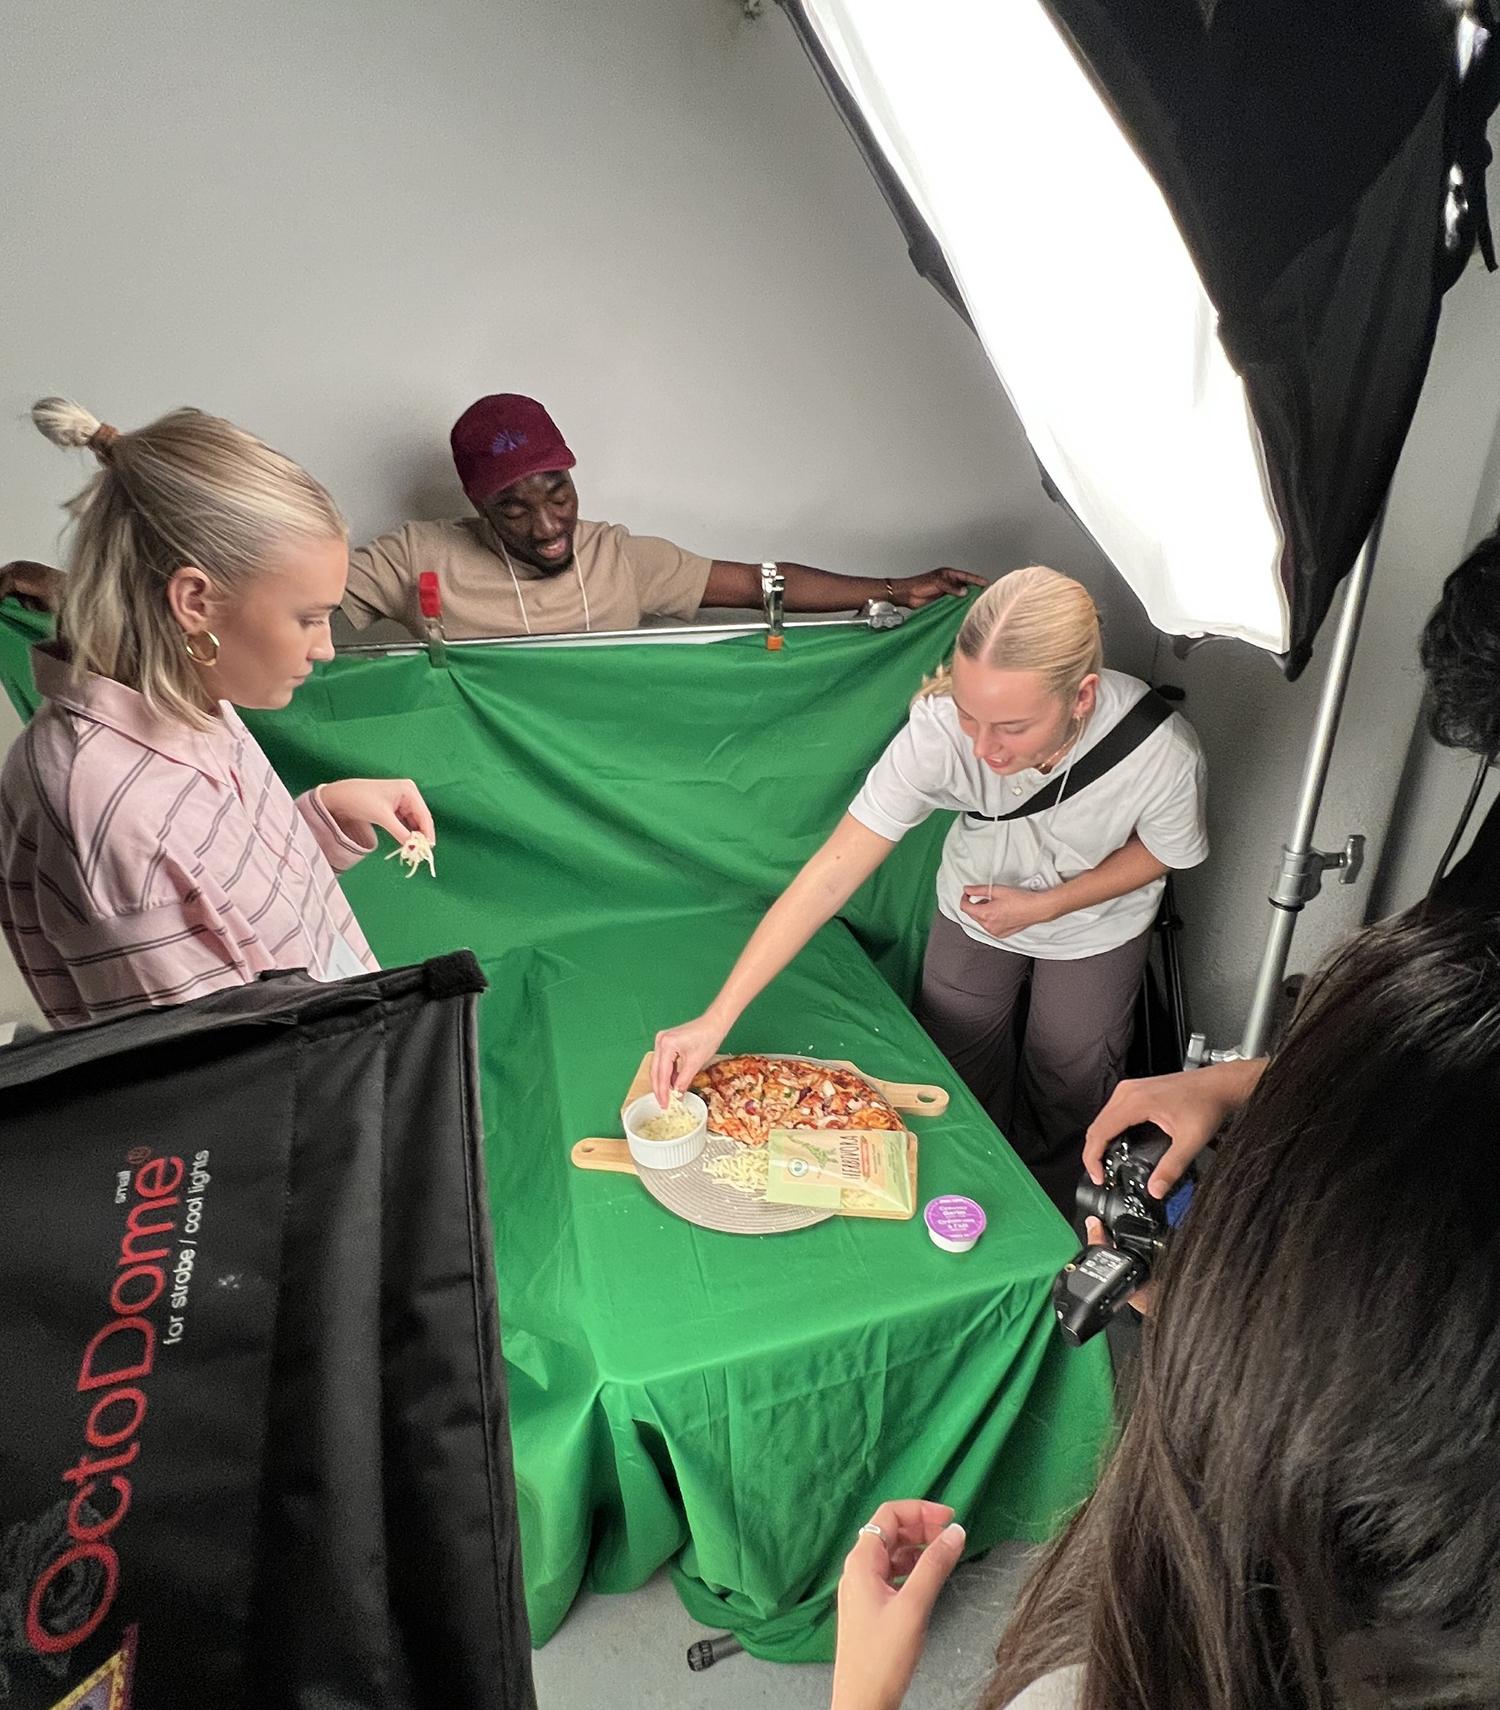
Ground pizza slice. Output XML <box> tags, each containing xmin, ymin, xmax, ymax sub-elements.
<box><xmin>827</xmin><ymin>1064</ymin><xmax>905</xmax><ymax>1130</ymax></box>
<box><xmin>759</xmin><ymin>1058</ymin><xmax>807</xmax><ymax>1133</ymax></box>
<box><xmin>690</xmin><ymin>1063</ymin><xmax>749</xmax><ymax>1144</ymax></box>
<box><xmin>689</xmin><ymin>1054</ymin><xmax>903</xmax><ymax>1149</ymax></box>
<box><xmin>786</xmin><ymin>1061</ymin><xmax>904</xmax><ymax>1131</ymax></box>
<box><xmin>691</xmin><ymin>1055</ymin><xmax>772</xmax><ymax>1147</ymax></box>
<box><xmin>767</xmin><ymin>1059</ymin><xmax>835</xmax><ymax>1130</ymax></box>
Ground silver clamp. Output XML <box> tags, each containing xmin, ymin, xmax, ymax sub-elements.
<box><xmin>860</xmin><ymin>599</ymin><xmax>906</xmax><ymax>631</ymax></box>
<box><xmin>761</xmin><ymin>561</ymin><xmax>786</xmax><ymax>650</ymax></box>
<box><xmin>1269</xmin><ymin>834</ymin><xmax>1365</xmax><ymax>913</ymax></box>
<box><xmin>1183</xmin><ymin>1033</ymin><xmax>1244</xmax><ymax>1070</ymax></box>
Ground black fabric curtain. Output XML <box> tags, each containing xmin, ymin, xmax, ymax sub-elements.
<box><xmin>1043</xmin><ymin>0</ymin><xmax>1498</xmax><ymax>672</ymax></box>
<box><xmin>0</xmin><ymin>954</ymin><xmax>536</xmax><ymax>1710</ymax></box>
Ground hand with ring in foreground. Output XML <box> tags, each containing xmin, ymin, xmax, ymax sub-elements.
<box><xmin>832</xmin><ymin>1499</ymin><xmax>966</xmax><ymax>1710</ymax></box>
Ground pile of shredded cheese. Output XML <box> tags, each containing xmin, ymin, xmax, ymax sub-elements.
<box><xmin>704</xmin><ymin>1149</ymin><xmax>770</xmax><ymax>1198</ymax></box>
<box><xmin>702</xmin><ymin>1153</ymin><xmax>888</xmax><ymax>1211</ymax></box>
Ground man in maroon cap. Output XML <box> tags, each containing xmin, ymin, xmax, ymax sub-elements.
<box><xmin>339</xmin><ymin>394</ymin><xmax>983</xmax><ymax>639</ymax></box>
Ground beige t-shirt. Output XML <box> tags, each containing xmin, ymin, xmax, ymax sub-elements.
<box><xmin>343</xmin><ymin>515</ymin><xmax>715</xmax><ymax>640</ymax></box>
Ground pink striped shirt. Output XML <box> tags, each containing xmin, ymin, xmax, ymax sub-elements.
<box><xmin>0</xmin><ymin>646</ymin><xmax>378</xmax><ymax>1028</ymax></box>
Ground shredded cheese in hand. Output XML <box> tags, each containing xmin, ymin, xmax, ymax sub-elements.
<box><xmin>386</xmin><ymin>830</ymin><xmax>436</xmax><ymax>879</ymax></box>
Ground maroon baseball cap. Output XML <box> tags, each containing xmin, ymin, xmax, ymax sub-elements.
<box><xmin>450</xmin><ymin>394</ymin><xmax>575</xmax><ymax>505</ymax></box>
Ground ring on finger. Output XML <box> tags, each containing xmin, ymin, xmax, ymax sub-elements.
<box><xmin>858</xmin><ymin>1521</ymin><xmax>888</xmax><ymax>1544</ymax></box>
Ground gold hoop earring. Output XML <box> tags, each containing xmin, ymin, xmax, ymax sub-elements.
<box><xmin>183</xmin><ymin>630</ymin><xmax>221</xmax><ymax>667</ymax></box>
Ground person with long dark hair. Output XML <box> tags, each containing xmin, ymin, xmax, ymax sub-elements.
<box><xmin>834</xmin><ymin>906</ymin><xmax>1500</xmax><ymax>1710</ymax></box>
<box><xmin>1419</xmin><ymin>520</ymin><xmax>1500</xmax><ymax>910</ymax></box>
<box><xmin>1082</xmin><ymin>519</ymin><xmax>1500</xmax><ymax>1197</ymax></box>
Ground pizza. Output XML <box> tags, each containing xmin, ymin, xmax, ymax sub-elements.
<box><xmin>690</xmin><ymin>1054</ymin><xmax>903</xmax><ymax>1148</ymax></box>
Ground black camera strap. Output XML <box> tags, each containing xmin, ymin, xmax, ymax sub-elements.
<box><xmin>965</xmin><ymin>689</ymin><xmax>1175</xmax><ymax>824</ymax></box>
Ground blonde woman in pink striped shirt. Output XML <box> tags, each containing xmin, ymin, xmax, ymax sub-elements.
<box><xmin>0</xmin><ymin>397</ymin><xmax>435</xmax><ymax>1028</ymax></box>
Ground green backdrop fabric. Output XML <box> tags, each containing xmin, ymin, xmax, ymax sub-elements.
<box><xmin>0</xmin><ymin>601</ymin><xmax>1114</xmax><ymax>1662</ymax></box>
<box><xmin>0</xmin><ymin>603</ymin><xmax>48</xmax><ymax>720</ymax></box>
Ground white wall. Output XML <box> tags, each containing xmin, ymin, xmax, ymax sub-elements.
<box><xmin>4</xmin><ymin>0</ymin><xmax>1500</xmax><ymax>1053</ymax></box>
<box><xmin>0</xmin><ymin>0</ymin><xmax>1139</xmax><ymax>603</ymax></box>
<box><xmin>0</xmin><ymin>0</ymin><xmax>1147</xmax><ymax>1024</ymax></box>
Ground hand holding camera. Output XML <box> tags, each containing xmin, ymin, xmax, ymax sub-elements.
<box><xmin>1082</xmin><ymin>1057</ymin><xmax>1265</xmax><ymax>1198</ymax></box>
<box><xmin>1053</xmin><ymin>1123</ymin><xmax>1197</xmax><ymax>1346</ymax></box>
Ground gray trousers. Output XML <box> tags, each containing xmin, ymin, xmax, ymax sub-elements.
<box><xmin>915</xmin><ymin>912</ymin><xmax>1152</xmax><ymax>1213</ymax></box>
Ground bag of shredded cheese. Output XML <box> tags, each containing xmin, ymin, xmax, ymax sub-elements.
<box><xmin>764</xmin><ymin>1128</ymin><xmax>915</xmax><ymax>1220</ymax></box>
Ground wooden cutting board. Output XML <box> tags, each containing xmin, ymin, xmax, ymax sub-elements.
<box><xmin>620</xmin><ymin>1052</ymin><xmax>949</xmax><ymax>1119</ymax></box>
<box><xmin>567</xmin><ymin>1052</ymin><xmax>937</xmax><ymax>1236</ymax></box>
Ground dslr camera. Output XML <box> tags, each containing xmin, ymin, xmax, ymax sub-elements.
<box><xmin>1051</xmin><ymin>1123</ymin><xmax>1196</xmax><ymax>1347</ymax></box>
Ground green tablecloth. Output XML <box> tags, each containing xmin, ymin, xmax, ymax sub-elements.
<box><xmin>0</xmin><ymin>600</ymin><xmax>1114</xmax><ymax>1661</ymax></box>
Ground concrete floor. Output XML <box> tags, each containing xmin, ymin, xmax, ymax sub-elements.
<box><xmin>531</xmin><ymin>1543</ymin><xmax>1034</xmax><ymax>1710</ymax></box>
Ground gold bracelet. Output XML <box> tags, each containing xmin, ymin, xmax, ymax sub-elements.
<box><xmin>884</xmin><ymin>578</ymin><xmax>895</xmax><ymax>603</ymax></box>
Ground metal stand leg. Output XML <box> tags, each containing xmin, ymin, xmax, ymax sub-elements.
<box><xmin>687</xmin><ymin>1632</ymin><xmax>744</xmax><ymax>1671</ymax></box>
<box><xmin>1187</xmin><ymin>511</ymin><xmax>1385</xmax><ymax>1067</ymax></box>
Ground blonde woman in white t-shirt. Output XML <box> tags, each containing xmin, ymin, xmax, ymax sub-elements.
<box><xmin>651</xmin><ymin>566</ymin><xmax>1208</xmax><ymax>1206</ymax></box>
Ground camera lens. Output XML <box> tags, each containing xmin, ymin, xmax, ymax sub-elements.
<box><xmin>1075</xmin><ymin>1177</ymin><xmax>1107</xmax><ymax>1222</ymax></box>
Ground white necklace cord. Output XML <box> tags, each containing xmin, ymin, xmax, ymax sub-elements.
<box><xmin>1044</xmin><ymin>712</ymin><xmax>1087</xmax><ymax>843</ymax></box>
<box><xmin>987</xmin><ymin>710</ymin><xmax>1087</xmax><ymax>894</ymax></box>
<box><xmin>499</xmin><ymin>543</ymin><xmax>534</xmax><ymax>636</ymax></box>
<box><xmin>499</xmin><ymin>538</ymin><xmax>590</xmax><ymax>633</ymax></box>
<box><xmin>576</xmin><ymin>549</ymin><xmax>591</xmax><ymax>632</ymax></box>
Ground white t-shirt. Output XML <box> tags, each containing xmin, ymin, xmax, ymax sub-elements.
<box><xmin>849</xmin><ymin>670</ymin><xmax>1208</xmax><ymax>960</ymax></box>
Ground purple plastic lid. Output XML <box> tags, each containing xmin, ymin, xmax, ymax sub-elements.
<box><xmin>924</xmin><ymin>1195</ymin><xmax>986</xmax><ymax>1241</ymax></box>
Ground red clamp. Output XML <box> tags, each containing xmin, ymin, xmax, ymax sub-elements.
<box><xmin>417</xmin><ymin>572</ymin><xmax>447</xmax><ymax>667</ymax></box>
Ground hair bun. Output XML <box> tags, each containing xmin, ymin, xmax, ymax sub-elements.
<box><xmin>31</xmin><ymin>396</ymin><xmax>108</xmax><ymax>452</ymax></box>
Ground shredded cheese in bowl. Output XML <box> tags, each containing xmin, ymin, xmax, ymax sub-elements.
<box><xmin>635</xmin><ymin>1106</ymin><xmax>700</xmax><ymax>1142</ymax></box>
<box><xmin>623</xmin><ymin>1090</ymin><xmax>708</xmax><ymax>1168</ymax></box>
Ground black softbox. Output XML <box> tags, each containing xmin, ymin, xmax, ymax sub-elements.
<box><xmin>0</xmin><ymin>954</ymin><xmax>536</xmax><ymax>1710</ymax></box>
<box><xmin>783</xmin><ymin>0</ymin><xmax>1500</xmax><ymax>674</ymax></box>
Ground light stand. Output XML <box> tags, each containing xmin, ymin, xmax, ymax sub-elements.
<box><xmin>1186</xmin><ymin>510</ymin><xmax>1385</xmax><ymax>1068</ymax></box>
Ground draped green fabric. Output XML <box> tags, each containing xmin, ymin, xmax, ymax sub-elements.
<box><xmin>1</xmin><ymin>601</ymin><xmax>1113</xmax><ymax>1662</ymax></box>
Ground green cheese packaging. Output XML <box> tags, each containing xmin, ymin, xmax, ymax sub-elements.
<box><xmin>765</xmin><ymin>1127</ymin><xmax>915</xmax><ymax>1220</ymax></box>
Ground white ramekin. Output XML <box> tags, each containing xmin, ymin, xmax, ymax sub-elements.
<box><xmin>622</xmin><ymin>1091</ymin><xmax>708</xmax><ymax>1170</ymax></box>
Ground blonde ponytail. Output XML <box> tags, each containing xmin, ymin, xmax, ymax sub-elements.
<box><xmin>32</xmin><ymin>397</ymin><xmax>108</xmax><ymax>451</ymax></box>
<box><xmin>916</xmin><ymin>566</ymin><xmax>1102</xmax><ymax>706</ymax></box>
<box><xmin>32</xmin><ymin>398</ymin><xmax>346</xmax><ymax>731</ymax></box>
